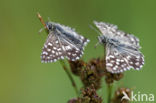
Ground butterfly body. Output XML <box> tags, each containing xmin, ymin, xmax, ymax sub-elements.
<box><xmin>98</xmin><ymin>35</ymin><xmax>120</xmax><ymax>46</ymax></box>
<box><xmin>94</xmin><ymin>21</ymin><xmax>144</xmax><ymax>73</ymax></box>
<box><xmin>41</xmin><ymin>22</ymin><xmax>89</xmax><ymax>63</ymax></box>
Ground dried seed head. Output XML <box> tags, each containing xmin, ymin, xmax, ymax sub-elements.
<box><xmin>80</xmin><ymin>85</ymin><xmax>103</xmax><ymax>103</ymax></box>
<box><xmin>104</xmin><ymin>70</ymin><xmax>124</xmax><ymax>84</ymax></box>
<box><xmin>88</xmin><ymin>58</ymin><xmax>124</xmax><ymax>84</ymax></box>
<box><xmin>68</xmin><ymin>85</ymin><xmax>103</xmax><ymax>103</ymax></box>
<box><xmin>68</xmin><ymin>60</ymin><xmax>85</xmax><ymax>76</ymax></box>
<box><xmin>68</xmin><ymin>98</ymin><xmax>80</xmax><ymax>103</ymax></box>
<box><xmin>80</xmin><ymin>65</ymin><xmax>102</xmax><ymax>90</ymax></box>
<box><xmin>88</xmin><ymin>58</ymin><xmax>106</xmax><ymax>77</ymax></box>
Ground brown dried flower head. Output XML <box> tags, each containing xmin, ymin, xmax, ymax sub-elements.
<box><xmin>68</xmin><ymin>85</ymin><xmax>103</xmax><ymax>103</ymax></box>
<box><xmin>68</xmin><ymin>60</ymin><xmax>85</xmax><ymax>76</ymax></box>
<box><xmin>68</xmin><ymin>98</ymin><xmax>80</xmax><ymax>103</ymax></box>
<box><xmin>104</xmin><ymin>71</ymin><xmax>124</xmax><ymax>84</ymax></box>
<box><xmin>80</xmin><ymin>62</ymin><xmax>102</xmax><ymax>89</ymax></box>
<box><xmin>80</xmin><ymin>85</ymin><xmax>103</xmax><ymax>103</ymax></box>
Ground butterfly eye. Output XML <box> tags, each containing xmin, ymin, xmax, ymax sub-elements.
<box><xmin>98</xmin><ymin>36</ymin><xmax>107</xmax><ymax>44</ymax></box>
<box><xmin>48</xmin><ymin>24</ymin><xmax>53</xmax><ymax>30</ymax></box>
<box><xmin>45</xmin><ymin>22</ymin><xmax>54</xmax><ymax>30</ymax></box>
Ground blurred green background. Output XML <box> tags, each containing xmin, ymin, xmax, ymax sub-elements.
<box><xmin>0</xmin><ymin>0</ymin><xmax>156</xmax><ymax>103</ymax></box>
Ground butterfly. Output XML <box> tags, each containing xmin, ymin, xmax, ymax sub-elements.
<box><xmin>41</xmin><ymin>22</ymin><xmax>89</xmax><ymax>63</ymax></box>
<box><xmin>94</xmin><ymin>21</ymin><xmax>144</xmax><ymax>73</ymax></box>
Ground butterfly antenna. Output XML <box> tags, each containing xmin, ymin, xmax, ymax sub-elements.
<box><xmin>89</xmin><ymin>24</ymin><xmax>101</xmax><ymax>48</ymax></box>
<box><xmin>94</xmin><ymin>41</ymin><xmax>100</xmax><ymax>48</ymax></box>
<box><xmin>48</xmin><ymin>17</ymin><xmax>51</xmax><ymax>21</ymax></box>
<box><xmin>37</xmin><ymin>12</ymin><xmax>48</xmax><ymax>30</ymax></box>
<box><xmin>38</xmin><ymin>27</ymin><xmax>45</xmax><ymax>34</ymax></box>
<box><xmin>89</xmin><ymin>24</ymin><xmax>101</xmax><ymax>35</ymax></box>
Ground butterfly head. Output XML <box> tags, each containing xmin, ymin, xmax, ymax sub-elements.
<box><xmin>94</xmin><ymin>35</ymin><xmax>107</xmax><ymax>48</ymax></box>
<box><xmin>46</xmin><ymin>22</ymin><xmax>55</xmax><ymax>31</ymax></box>
<box><xmin>98</xmin><ymin>35</ymin><xmax>107</xmax><ymax>44</ymax></box>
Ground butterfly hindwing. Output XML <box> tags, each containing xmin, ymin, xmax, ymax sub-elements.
<box><xmin>59</xmin><ymin>34</ymin><xmax>89</xmax><ymax>61</ymax></box>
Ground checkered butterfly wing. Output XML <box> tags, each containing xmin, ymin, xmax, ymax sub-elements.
<box><xmin>41</xmin><ymin>31</ymin><xmax>89</xmax><ymax>63</ymax></box>
<box><xmin>59</xmin><ymin>35</ymin><xmax>88</xmax><ymax>61</ymax></box>
<box><xmin>106</xmin><ymin>43</ymin><xmax>144</xmax><ymax>73</ymax></box>
<box><xmin>94</xmin><ymin>21</ymin><xmax>144</xmax><ymax>73</ymax></box>
<box><xmin>54</xmin><ymin>23</ymin><xmax>89</xmax><ymax>61</ymax></box>
<box><xmin>106</xmin><ymin>44</ymin><xmax>129</xmax><ymax>73</ymax></box>
<box><xmin>41</xmin><ymin>32</ymin><xmax>65</xmax><ymax>63</ymax></box>
<box><xmin>94</xmin><ymin>21</ymin><xmax>140</xmax><ymax>48</ymax></box>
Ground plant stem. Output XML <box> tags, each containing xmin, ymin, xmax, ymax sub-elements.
<box><xmin>37</xmin><ymin>12</ymin><xmax>47</xmax><ymax>29</ymax></box>
<box><xmin>60</xmin><ymin>60</ymin><xmax>79</xmax><ymax>96</ymax></box>
<box><xmin>107</xmin><ymin>84</ymin><xmax>113</xmax><ymax>103</ymax></box>
<box><xmin>104</xmin><ymin>45</ymin><xmax>113</xmax><ymax>103</ymax></box>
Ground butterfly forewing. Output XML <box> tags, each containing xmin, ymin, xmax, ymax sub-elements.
<box><xmin>41</xmin><ymin>32</ymin><xmax>65</xmax><ymax>63</ymax></box>
<box><xmin>124</xmin><ymin>34</ymin><xmax>140</xmax><ymax>48</ymax></box>
<box><xmin>94</xmin><ymin>21</ymin><xmax>118</xmax><ymax>36</ymax></box>
<box><xmin>59</xmin><ymin>34</ymin><xmax>89</xmax><ymax>61</ymax></box>
<box><xmin>94</xmin><ymin>21</ymin><xmax>141</xmax><ymax>48</ymax></box>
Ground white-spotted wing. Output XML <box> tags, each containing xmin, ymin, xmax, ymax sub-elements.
<box><xmin>94</xmin><ymin>21</ymin><xmax>140</xmax><ymax>48</ymax></box>
<box><xmin>105</xmin><ymin>43</ymin><xmax>144</xmax><ymax>73</ymax></box>
<box><xmin>41</xmin><ymin>22</ymin><xmax>89</xmax><ymax>63</ymax></box>
<box><xmin>94</xmin><ymin>21</ymin><xmax>144</xmax><ymax>73</ymax></box>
